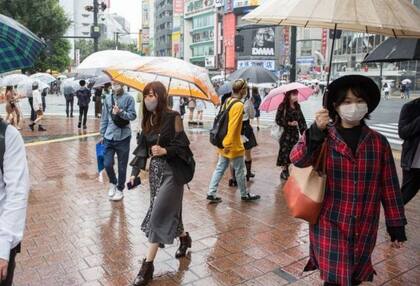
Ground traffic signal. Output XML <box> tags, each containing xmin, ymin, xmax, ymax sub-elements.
<box><xmin>235</xmin><ymin>35</ymin><xmax>244</xmax><ymax>52</ymax></box>
<box><xmin>84</xmin><ymin>5</ymin><xmax>94</xmax><ymax>12</ymax></box>
<box><xmin>100</xmin><ymin>2</ymin><xmax>107</xmax><ymax>11</ymax></box>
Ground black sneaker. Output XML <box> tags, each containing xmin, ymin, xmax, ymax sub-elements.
<box><xmin>207</xmin><ymin>195</ymin><xmax>222</xmax><ymax>204</ymax></box>
<box><xmin>29</xmin><ymin>123</ymin><xmax>35</xmax><ymax>131</ymax></box>
<box><xmin>83</xmin><ymin>125</ymin><xmax>87</xmax><ymax>130</ymax></box>
<box><xmin>241</xmin><ymin>193</ymin><xmax>261</xmax><ymax>201</ymax></box>
<box><xmin>77</xmin><ymin>123</ymin><xmax>81</xmax><ymax>129</ymax></box>
<box><xmin>38</xmin><ymin>125</ymin><xmax>46</xmax><ymax>132</ymax></box>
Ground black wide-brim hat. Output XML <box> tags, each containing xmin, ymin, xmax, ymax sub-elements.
<box><xmin>324</xmin><ymin>75</ymin><xmax>381</xmax><ymax>115</ymax></box>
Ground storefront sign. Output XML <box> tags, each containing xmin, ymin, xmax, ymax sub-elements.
<box><xmin>237</xmin><ymin>60</ymin><xmax>275</xmax><ymax>71</ymax></box>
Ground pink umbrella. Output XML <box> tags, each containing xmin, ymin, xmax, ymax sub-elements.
<box><xmin>260</xmin><ymin>82</ymin><xmax>313</xmax><ymax>112</ymax></box>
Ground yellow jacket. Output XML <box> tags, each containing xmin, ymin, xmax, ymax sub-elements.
<box><xmin>218</xmin><ymin>98</ymin><xmax>245</xmax><ymax>158</ymax></box>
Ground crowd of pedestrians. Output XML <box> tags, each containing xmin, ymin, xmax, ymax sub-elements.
<box><xmin>1</xmin><ymin>73</ymin><xmax>420</xmax><ymax>286</ymax></box>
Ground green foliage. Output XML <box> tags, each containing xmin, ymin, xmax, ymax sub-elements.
<box><xmin>0</xmin><ymin>0</ymin><xmax>71</xmax><ymax>72</ymax></box>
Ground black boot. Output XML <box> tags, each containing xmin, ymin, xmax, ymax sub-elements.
<box><xmin>175</xmin><ymin>232</ymin><xmax>192</xmax><ymax>258</ymax></box>
<box><xmin>132</xmin><ymin>259</ymin><xmax>154</xmax><ymax>286</ymax></box>
<box><xmin>38</xmin><ymin>125</ymin><xmax>46</xmax><ymax>132</ymax></box>
<box><xmin>245</xmin><ymin>160</ymin><xmax>255</xmax><ymax>181</ymax></box>
<box><xmin>228</xmin><ymin>166</ymin><xmax>237</xmax><ymax>187</ymax></box>
<box><xmin>29</xmin><ymin>123</ymin><xmax>35</xmax><ymax>131</ymax></box>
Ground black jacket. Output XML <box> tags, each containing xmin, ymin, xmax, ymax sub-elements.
<box><xmin>130</xmin><ymin>111</ymin><xmax>195</xmax><ymax>185</ymax></box>
<box><xmin>398</xmin><ymin>98</ymin><xmax>420</xmax><ymax>170</ymax></box>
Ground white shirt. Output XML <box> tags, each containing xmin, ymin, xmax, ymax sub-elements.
<box><xmin>243</xmin><ymin>98</ymin><xmax>255</xmax><ymax>121</ymax></box>
<box><xmin>32</xmin><ymin>89</ymin><xmax>42</xmax><ymax>110</ymax></box>
<box><xmin>0</xmin><ymin>125</ymin><xmax>30</xmax><ymax>260</ymax></box>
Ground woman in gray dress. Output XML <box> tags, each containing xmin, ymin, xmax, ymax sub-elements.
<box><xmin>129</xmin><ymin>81</ymin><xmax>193</xmax><ymax>286</ymax></box>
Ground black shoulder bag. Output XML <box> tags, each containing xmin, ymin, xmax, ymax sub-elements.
<box><xmin>108</xmin><ymin>95</ymin><xmax>130</xmax><ymax>128</ymax></box>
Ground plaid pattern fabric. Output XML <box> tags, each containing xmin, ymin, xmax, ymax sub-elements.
<box><xmin>0</xmin><ymin>14</ymin><xmax>45</xmax><ymax>73</ymax></box>
<box><xmin>290</xmin><ymin>126</ymin><xmax>407</xmax><ymax>286</ymax></box>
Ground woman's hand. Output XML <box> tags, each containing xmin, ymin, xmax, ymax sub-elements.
<box><xmin>315</xmin><ymin>108</ymin><xmax>330</xmax><ymax>130</ymax></box>
<box><xmin>391</xmin><ymin>241</ymin><xmax>404</xmax><ymax>249</ymax></box>
<box><xmin>129</xmin><ymin>176</ymin><xmax>136</xmax><ymax>186</ymax></box>
<box><xmin>151</xmin><ymin>145</ymin><xmax>167</xmax><ymax>157</ymax></box>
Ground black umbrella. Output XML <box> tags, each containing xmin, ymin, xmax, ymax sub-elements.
<box><xmin>363</xmin><ymin>38</ymin><xmax>420</xmax><ymax>63</ymax></box>
<box><xmin>228</xmin><ymin>66</ymin><xmax>277</xmax><ymax>84</ymax></box>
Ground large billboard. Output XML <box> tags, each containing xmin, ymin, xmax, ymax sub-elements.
<box><xmin>251</xmin><ymin>27</ymin><xmax>275</xmax><ymax>56</ymax></box>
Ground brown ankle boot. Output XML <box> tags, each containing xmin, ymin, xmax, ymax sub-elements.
<box><xmin>132</xmin><ymin>259</ymin><xmax>154</xmax><ymax>286</ymax></box>
<box><xmin>175</xmin><ymin>232</ymin><xmax>192</xmax><ymax>258</ymax></box>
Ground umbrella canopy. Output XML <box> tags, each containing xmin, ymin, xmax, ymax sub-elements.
<box><xmin>0</xmin><ymin>73</ymin><xmax>29</xmax><ymax>86</ymax></box>
<box><xmin>76</xmin><ymin>50</ymin><xmax>146</xmax><ymax>77</ymax></box>
<box><xmin>92</xmin><ymin>75</ymin><xmax>111</xmax><ymax>89</ymax></box>
<box><xmin>363</xmin><ymin>38</ymin><xmax>420</xmax><ymax>63</ymax></box>
<box><xmin>30</xmin><ymin>72</ymin><xmax>56</xmax><ymax>84</ymax></box>
<box><xmin>260</xmin><ymin>82</ymin><xmax>313</xmax><ymax>112</ymax></box>
<box><xmin>61</xmin><ymin>77</ymin><xmax>80</xmax><ymax>94</ymax></box>
<box><xmin>402</xmin><ymin>79</ymin><xmax>412</xmax><ymax>84</ymax></box>
<box><xmin>243</xmin><ymin>0</ymin><xmax>420</xmax><ymax>38</ymax></box>
<box><xmin>0</xmin><ymin>14</ymin><xmax>45</xmax><ymax>73</ymax></box>
<box><xmin>228</xmin><ymin>66</ymin><xmax>277</xmax><ymax>84</ymax></box>
<box><xmin>16</xmin><ymin>78</ymin><xmax>48</xmax><ymax>98</ymax></box>
<box><xmin>217</xmin><ymin>82</ymin><xmax>232</xmax><ymax>96</ymax></box>
<box><xmin>104</xmin><ymin>57</ymin><xmax>220</xmax><ymax>105</ymax></box>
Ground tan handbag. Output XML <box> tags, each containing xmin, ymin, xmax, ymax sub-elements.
<box><xmin>283</xmin><ymin>140</ymin><xmax>327</xmax><ymax>224</ymax></box>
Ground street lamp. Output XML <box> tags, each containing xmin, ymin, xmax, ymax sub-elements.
<box><xmin>84</xmin><ymin>1</ymin><xmax>107</xmax><ymax>52</ymax></box>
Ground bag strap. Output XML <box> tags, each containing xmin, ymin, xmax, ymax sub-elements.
<box><xmin>314</xmin><ymin>139</ymin><xmax>328</xmax><ymax>175</ymax></box>
<box><xmin>225</xmin><ymin>99</ymin><xmax>241</xmax><ymax>113</ymax></box>
<box><xmin>0</xmin><ymin>119</ymin><xmax>8</xmax><ymax>173</ymax></box>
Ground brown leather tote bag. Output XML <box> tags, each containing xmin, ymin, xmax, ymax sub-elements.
<box><xmin>283</xmin><ymin>140</ymin><xmax>327</xmax><ymax>224</ymax></box>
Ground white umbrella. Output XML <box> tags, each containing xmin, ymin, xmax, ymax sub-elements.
<box><xmin>76</xmin><ymin>50</ymin><xmax>147</xmax><ymax>77</ymax></box>
<box><xmin>402</xmin><ymin>79</ymin><xmax>412</xmax><ymax>84</ymax></box>
<box><xmin>57</xmin><ymin>75</ymin><xmax>67</xmax><ymax>80</ymax></box>
<box><xmin>61</xmin><ymin>77</ymin><xmax>80</xmax><ymax>94</ymax></box>
<box><xmin>30</xmin><ymin>72</ymin><xmax>56</xmax><ymax>84</ymax></box>
<box><xmin>16</xmin><ymin>79</ymin><xmax>48</xmax><ymax>98</ymax></box>
<box><xmin>243</xmin><ymin>0</ymin><xmax>420</xmax><ymax>38</ymax></box>
<box><xmin>0</xmin><ymin>74</ymin><xmax>29</xmax><ymax>87</ymax></box>
<box><xmin>92</xmin><ymin>75</ymin><xmax>111</xmax><ymax>88</ymax></box>
<box><xmin>243</xmin><ymin>0</ymin><xmax>420</xmax><ymax>86</ymax></box>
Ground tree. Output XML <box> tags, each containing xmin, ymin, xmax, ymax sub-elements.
<box><xmin>0</xmin><ymin>0</ymin><xmax>71</xmax><ymax>72</ymax></box>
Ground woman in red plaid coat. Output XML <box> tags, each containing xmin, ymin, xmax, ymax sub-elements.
<box><xmin>290</xmin><ymin>75</ymin><xmax>407</xmax><ymax>286</ymax></box>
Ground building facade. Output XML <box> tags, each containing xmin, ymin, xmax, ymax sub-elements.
<box><xmin>183</xmin><ymin>0</ymin><xmax>219</xmax><ymax>69</ymax></box>
<box><xmin>141</xmin><ymin>0</ymin><xmax>154</xmax><ymax>55</ymax></box>
<box><xmin>154</xmin><ymin>0</ymin><xmax>174</xmax><ymax>56</ymax></box>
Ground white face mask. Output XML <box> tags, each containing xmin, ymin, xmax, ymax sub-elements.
<box><xmin>338</xmin><ymin>103</ymin><xmax>368</xmax><ymax>123</ymax></box>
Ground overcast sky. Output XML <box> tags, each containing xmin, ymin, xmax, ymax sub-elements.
<box><xmin>109</xmin><ymin>0</ymin><xmax>142</xmax><ymax>34</ymax></box>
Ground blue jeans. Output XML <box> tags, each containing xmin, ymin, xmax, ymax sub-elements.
<box><xmin>104</xmin><ymin>136</ymin><xmax>131</xmax><ymax>191</ymax></box>
<box><xmin>208</xmin><ymin>155</ymin><xmax>247</xmax><ymax>197</ymax></box>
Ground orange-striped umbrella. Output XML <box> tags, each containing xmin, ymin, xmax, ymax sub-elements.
<box><xmin>104</xmin><ymin>57</ymin><xmax>220</xmax><ymax>105</ymax></box>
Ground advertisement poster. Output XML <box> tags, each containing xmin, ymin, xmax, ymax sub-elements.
<box><xmin>251</xmin><ymin>27</ymin><xmax>275</xmax><ymax>56</ymax></box>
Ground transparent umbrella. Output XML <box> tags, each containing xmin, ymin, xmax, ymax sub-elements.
<box><xmin>16</xmin><ymin>79</ymin><xmax>48</xmax><ymax>98</ymax></box>
<box><xmin>0</xmin><ymin>74</ymin><xmax>29</xmax><ymax>87</ymax></box>
<box><xmin>30</xmin><ymin>73</ymin><xmax>56</xmax><ymax>84</ymax></box>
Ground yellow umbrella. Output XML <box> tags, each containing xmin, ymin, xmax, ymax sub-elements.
<box><xmin>104</xmin><ymin>57</ymin><xmax>220</xmax><ymax>105</ymax></box>
<box><xmin>243</xmin><ymin>0</ymin><xmax>420</xmax><ymax>38</ymax></box>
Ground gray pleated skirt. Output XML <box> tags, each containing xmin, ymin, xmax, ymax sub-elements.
<box><xmin>141</xmin><ymin>157</ymin><xmax>184</xmax><ymax>245</ymax></box>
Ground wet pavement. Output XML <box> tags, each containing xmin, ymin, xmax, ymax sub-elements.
<box><xmin>13</xmin><ymin>116</ymin><xmax>420</xmax><ymax>286</ymax></box>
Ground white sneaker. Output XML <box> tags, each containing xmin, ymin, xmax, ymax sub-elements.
<box><xmin>108</xmin><ymin>184</ymin><xmax>117</xmax><ymax>198</ymax></box>
<box><xmin>111</xmin><ymin>190</ymin><xmax>124</xmax><ymax>201</ymax></box>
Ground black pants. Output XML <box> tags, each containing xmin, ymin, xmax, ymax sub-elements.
<box><xmin>28</xmin><ymin>97</ymin><xmax>36</xmax><ymax>122</ymax></box>
<box><xmin>401</xmin><ymin>168</ymin><xmax>420</xmax><ymax>204</ymax></box>
<box><xmin>41</xmin><ymin>95</ymin><xmax>46</xmax><ymax>112</ymax></box>
<box><xmin>0</xmin><ymin>245</ymin><xmax>19</xmax><ymax>286</ymax></box>
<box><xmin>79</xmin><ymin>106</ymin><xmax>88</xmax><ymax>127</ymax></box>
<box><xmin>66</xmin><ymin>98</ymin><xmax>74</xmax><ymax>116</ymax></box>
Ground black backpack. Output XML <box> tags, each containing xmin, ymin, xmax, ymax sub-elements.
<box><xmin>107</xmin><ymin>95</ymin><xmax>130</xmax><ymax>128</ymax></box>
<box><xmin>209</xmin><ymin>99</ymin><xmax>241</xmax><ymax>148</ymax></box>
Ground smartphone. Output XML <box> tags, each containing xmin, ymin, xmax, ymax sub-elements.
<box><xmin>127</xmin><ymin>177</ymin><xmax>141</xmax><ymax>190</ymax></box>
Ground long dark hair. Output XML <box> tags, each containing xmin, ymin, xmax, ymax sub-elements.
<box><xmin>278</xmin><ymin>89</ymin><xmax>299</xmax><ymax>111</ymax></box>
<box><xmin>142</xmin><ymin>81</ymin><xmax>171</xmax><ymax>134</ymax></box>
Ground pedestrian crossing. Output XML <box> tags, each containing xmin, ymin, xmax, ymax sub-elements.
<box><xmin>369</xmin><ymin>123</ymin><xmax>402</xmax><ymax>147</ymax></box>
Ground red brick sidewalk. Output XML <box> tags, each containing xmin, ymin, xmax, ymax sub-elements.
<box><xmin>13</xmin><ymin>117</ymin><xmax>420</xmax><ymax>286</ymax></box>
